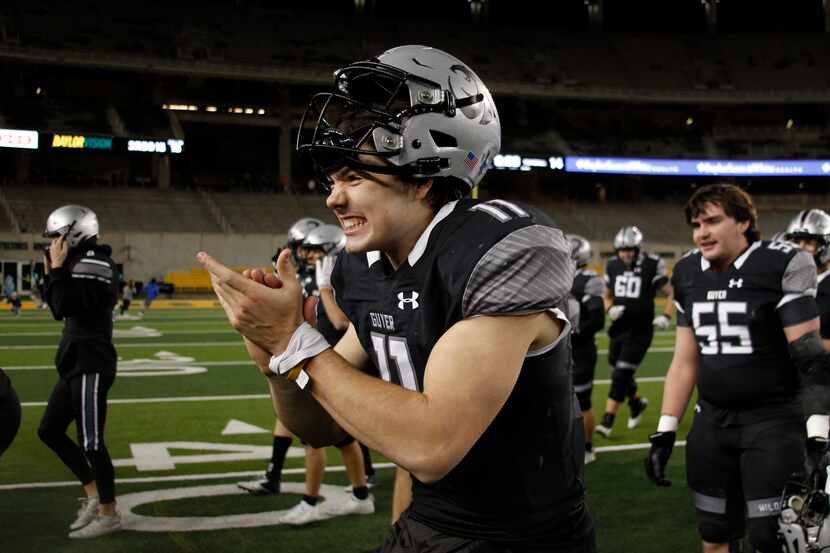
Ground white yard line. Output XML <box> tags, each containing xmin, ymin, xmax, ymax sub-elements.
<box><xmin>0</xmin><ymin>441</ymin><xmax>687</xmax><ymax>490</ymax></box>
<box><xmin>0</xmin><ymin>462</ymin><xmax>399</xmax><ymax>491</ymax></box>
<box><xmin>21</xmin><ymin>393</ymin><xmax>270</xmax><ymax>407</ymax></box>
<box><xmin>5</xmin><ymin>360</ymin><xmax>254</xmax><ymax>370</ymax></box>
<box><xmin>1</xmin><ymin>329</ymin><xmax>237</xmax><ymax>337</ymax></box>
<box><xmin>0</xmin><ymin>341</ymin><xmax>245</xmax><ymax>350</ymax></box>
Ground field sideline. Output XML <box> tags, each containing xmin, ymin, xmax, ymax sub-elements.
<box><xmin>0</xmin><ymin>305</ymin><xmax>699</xmax><ymax>552</ymax></box>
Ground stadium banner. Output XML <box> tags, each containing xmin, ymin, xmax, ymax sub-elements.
<box><xmin>0</xmin><ymin>128</ymin><xmax>39</xmax><ymax>150</ymax></box>
<box><xmin>42</xmin><ymin>133</ymin><xmax>184</xmax><ymax>154</ymax></box>
<box><xmin>565</xmin><ymin>156</ymin><xmax>830</xmax><ymax>177</ymax></box>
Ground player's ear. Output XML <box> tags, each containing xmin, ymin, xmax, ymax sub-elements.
<box><xmin>413</xmin><ymin>178</ymin><xmax>433</xmax><ymax>202</ymax></box>
<box><xmin>736</xmin><ymin>219</ymin><xmax>749</xmax><ymax>235</ymax></box>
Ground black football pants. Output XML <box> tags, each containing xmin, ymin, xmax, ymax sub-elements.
<box><xmin>38</xmin><ymin>370</ymin><xmax>116</xmax><ymax>504</ymax></box>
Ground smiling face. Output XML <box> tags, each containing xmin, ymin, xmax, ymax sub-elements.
<box><xmin>690</xmin><ymin>202</ymin><xmax>750</xmax><ymax>271</ymax></box>
<box><xmin>616</xmin><ymin>248</ymin><xmax>636</xmax><ymax>265</ymax></box>
<box><xmin>325</xmin><ymin>160</ymin><xmax>435</xmax><ymax>269</ymax></box>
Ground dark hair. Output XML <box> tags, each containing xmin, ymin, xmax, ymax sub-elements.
<box><xmin>418</xmin><ymin>176</ymin><xmax>467</xmax><ymax>212</ymax></box>
<box><xmin>684</xmin><ymin>184</ymin><xmax>760</xmax><ymax>242</ymax></box>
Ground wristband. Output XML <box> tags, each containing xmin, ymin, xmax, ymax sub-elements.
<box><xmin>268</xmin><ymin>322</ymin><xmax>330</xmax><ymax>389</ymax></box>
<box><xmin>657</xmin><ymin>414</ymin><xmax>678</xmax><ymax>433</ymax></box>
<box><xmin>807</xmin><ymin>414</ymin><xmax>830</xmax><ymax>439</ymax></box>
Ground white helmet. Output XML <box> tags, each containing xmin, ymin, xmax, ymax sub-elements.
<box><xmin>43</xmin><ymin>205</ymin><xmax>99</xmax><ymax>248</ymax></box>
<box><xmin>613</xmin><ymin>226</ymin><xmax>644</xmax><ymax>251</ymax></box>
<box><xmin>303</xmin><ymin>224</ymin><xmax>346</xmax><ymax>255</ymax></box>
<box><xmin>785</xmin><ymin>209</ymin><xmax>830</xmax><ymax>266</ymax></box>
<box><xmin>296</xmin><ymin>44</ymin><xmax>500</xmax><ymax>192</ymax></box>
<box><xmin>565</xmin><ymin>234</ymin><xmax>592</xmax><ymax>268</ymax></box>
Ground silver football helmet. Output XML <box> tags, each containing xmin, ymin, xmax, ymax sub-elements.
<box><xmin>297</xmin><ymin>44</ymin><xmax>500</xmax><ymax>191</ymax></box>
<box><xmin>785</xmin><ymin>209</ymin><xmax>830</xmax><ymax>266</ymax></box>
<box><xmin>287</xmin><ymin>218</ymin><xmax>324</xmax><ymax>246</ymax></box>
<box><xmin>43</xmin><ymin>205</ymin><xmax>99</xmax><ymax>248</ymax></box>
<box><xmin>566</xmin><ymin>234</ymin><xmax>592</xmax><ymax>268</ymax></box>
<box><xmin>779</xmin><ymin>476</ymin><xmax>830</xmax><ymax>553</ymax></box>
<box><xmin>613</xmin><ymin>226</ymin><xmax>644</xmax><ymax>251</ymax></box>
<box><xmin>303</xmin><ymin>224</ymin><xmax>346</xmax><ymax>255</ymax></box>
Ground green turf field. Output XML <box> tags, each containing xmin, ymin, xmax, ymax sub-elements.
<box><xmin>0</xmin><ymin>307</ymin><xmax>699</xmax><ymax>552</ymax></box>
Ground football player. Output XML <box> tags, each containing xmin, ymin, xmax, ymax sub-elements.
<box><xmin>39</xmin><ymin>205</ymin><xmax>122</xmax><ymax>538</ymax></box>
<box><xmin>0</xmin><ymin>368</ymin><xmax>21</xmax><ymax>459</ymax></box>
<box><xmin>567</xmin><ymin>234</ymin><xmax>606</xmax><ymax>463</ymax></box>
<box><xmin>277</xmin><ymin>224</ymin><xmax>375</xmax><ymax>525</ymax></box>
<box><xmin>237</xmin><ymin>217</ymin><xmax>323</xmax><ymax>497</ymax></box>
<box><xmin>201</xmin><ymin>45</ymin><xmax>595</xmax><ymax>552</ymax></box>
<box><xmin>595</xmin><ymin>226</ymin><xmax>673</xmax><ymax>438</ymax></box>
<box><xmin>785</xmin><ymin>209</ymin><xmax>830</xmax><ymax>351</ymax></box>
<box><xmin>644</xmin><ymin>184</ymin><xmax>830</xmax><ymax>553</ymax></box>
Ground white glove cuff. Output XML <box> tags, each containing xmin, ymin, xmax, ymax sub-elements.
<box><xmin>807</xmin><ymin>414</ymin><xmax>830</xmax><ymax>439</ymax></box>
<box><xmin>268</xmin><ymin>322</ymin><xmax>330</xmax><ymax>389</ymax></box>
<box><xmin>657</xmin><ymin>415</ymin><xmax>679</xmax><ymax>433</ymax></box>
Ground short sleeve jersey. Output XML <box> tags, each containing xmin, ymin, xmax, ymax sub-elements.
<box><xmin>604</xmin><ymin>252</ymin><xmax>668</xmax><ymax>329</ymax></box>
<box><xmin>571</xmin><ymin>268</ymin><xmax>605</xmax><ymax>349</ymax></box>
<box><xmin>331</xmin><ymin>198</ymin><xmax>584</xmax><ymax>544</ymax></box>
<box><xmin>817</xmin><ymin>270</ymin><xmax>830</xmax><ymax>340</ymax></box>
<box><xmin>672</xmin><ymin>240</ymin><xmax>818</xmax><ymax>411</ymax></box>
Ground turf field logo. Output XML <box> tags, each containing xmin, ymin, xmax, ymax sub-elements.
<box><xmin>397</xmin><ymin>291</ymin><xmax>419</xmax><ymax>310</ymax></box>
<box><xmin>118</xmin><ymin>351</ymin><xmax>208</xmax><ymax>377</ymax></box>
<box><xmin>114</xmin><ymin>325</ymin><xmax>162</xmax><ymax>338</ymax></box>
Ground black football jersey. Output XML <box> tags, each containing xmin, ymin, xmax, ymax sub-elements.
<box><xmin>45</xmin><ymin>243</ymin><xmax>119</xmax><ymax>378</ymax></box>
<box><xmin>331</xmin><ymin>198</ymin><xmax>584</xmax><ymax>543</ymax></box>
<box><xmin>297</xmin><ymin>265</ymin><xmax>316</xmax><ymax>299</ymax></box>
<box><xmin>672</xmin><ymin>240</ymin><xmax>818</xmax><ymax>412</ymax></box>
<box><xmin>604</xmin><ymin>252</ymin><xmax>668</xmax><ymax>330</ymax></box>
<box><xmin>818</xmin><ymin>270</ymin><xmax>830</xmax><ymax>340</ymax></box>
<box><xmin>571</xmin><ymin>268</ymin><xmax>605</xmax><ymax>350</ymax></box>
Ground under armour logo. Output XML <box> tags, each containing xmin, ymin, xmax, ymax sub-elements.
<box><xmin>728</xmin><ymin>278</ymin><xmax>743</xmax><ymax>288</ymax></box>
<box><xmin>397</xmin><ymin>291</ymin><xmax>419</xmax><ymax>310</ymax></box>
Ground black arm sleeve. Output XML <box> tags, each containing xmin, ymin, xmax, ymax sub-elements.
<box><xmin>579</xmin><ymin>296</ymin><xmax>605</xmax><ymax>336</ymax></box>
<box><xmin>789</xmin><ymin>331</ymin><xmax>830</xmax><ymax>416</ymax></box>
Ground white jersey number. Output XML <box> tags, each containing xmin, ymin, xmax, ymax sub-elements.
<box><xmin>370</xmin><ymin>332</ymin><xmax>419</xmax><ymax>391</ymax></box>
<box><xmin>614</xmin><ymin>274</ymin><xmax>642</xmax><ymax>299</ymax></box>
<box><xmin>691</xmin><ymin>301</ymin><xmax>753</xmax><ymax>355</ymax></box>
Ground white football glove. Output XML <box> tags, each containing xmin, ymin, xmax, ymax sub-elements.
<box><xmin>315</xmin><ymin>255</ymin><xmax>335</xmax><ymax>290</ymax></box>
<box><xmin>653</xmin><ymin>314</ymin><xmax>671</xmax><ymax>331</ymax></box>
<box><xmin>608</xmin><ymin>305</ymin><xmax>625</xmax><ymax>321</ymax></box>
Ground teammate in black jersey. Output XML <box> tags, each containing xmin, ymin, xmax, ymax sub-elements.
<box><xmin>595</xmin><ymin>226</ymin><xmax>673</xmax><ymax>438</ymax></box>
<box><xmin>200</xmin><ymin>45</ymin><xmax>594</xmax><ymax>552</ymax></box>
<box><xmin>567</xmin><ymin>234</ymin><xmax>605</xmax><ymax>463</ymax></box>
<box><xmin>39</xmin><ymin>205</ymin><xmax>122</xmax><ymax>539</ymax></box>
<box><xmin>0</xmin><ymin>368</ymin><xmax>21</xmax><ymax>459</ymax></box>
<box><xmin>645</xmin><ymin>184</ymin><xmax>830</xmax><ymax>553</ymax></box>
<box><xmin>277</xmin><ymin>224</ymin><xmax>375</xmax><ymax>525</ymax></box>
<box><xmin>785</xmin><ymin>209</ymin><xmax>830</xmax><ymax>351</ymax></box>
<box><xmin>237</xmin><ymin>217</ymin><xmax>324</xmax><ymax>497</ymax></box>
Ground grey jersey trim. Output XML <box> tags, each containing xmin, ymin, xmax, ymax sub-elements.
<box><xmin>462</xmin><ymin>225</ymin><xmax>574</xmax><ymax>318</ymax></box>
<box><xmin>818</xmin><ymin>269</ymin><xmax>830</xmax><ymax>285</ymax></box>
<box><xmin>73</xmin><ymin>261</ymin><xmax>113</xmax><ymax>280</ymax></box>
<box><xmin>583</xmin><ymin>274</ymin><xmax>605</xmax><ymax>298</ymax></box>
<box><xmin>778</xmin><ymin>249</ymin><xmax>818</xmax><ymax>309</ymax></box>
<box><xmin>652</xmin><ymin>257</ymin><xmax>668</xmax><ymax>283</ymax></box>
